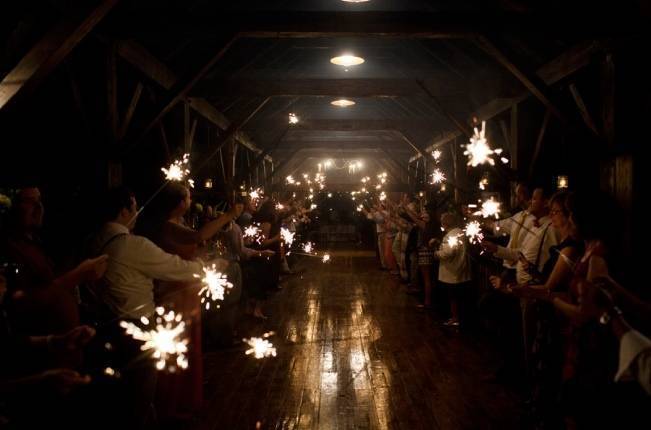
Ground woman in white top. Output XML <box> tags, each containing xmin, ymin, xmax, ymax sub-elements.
<box><xmin>431</xmin><ymin>212</ymin><xmax>471</xmax><ymax>326</ymax></box>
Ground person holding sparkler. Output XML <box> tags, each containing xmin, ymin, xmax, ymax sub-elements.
<box><xmin>139</xmin><ymin>182</ymin><xmax>243</xmax><ymax>424</ymax></box>
<box><xmin>431</xmin><ymin>212</ymin><xmax>471</xmax><ymax>327</ymax></box>
<box><xmin>87</xmin><ymin>187</ymin><xmax>207</xmax><ymax>429</ymax></box>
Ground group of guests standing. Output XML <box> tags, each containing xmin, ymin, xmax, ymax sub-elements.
<box><xmin>365</xmin><ymin>184</ymin><xmax>650</xmax><ymax>428</ymax></box>
<box><xmin>0</xmin><ymin>183</ymin><xmax>310</xmax><ymax>429</ymax></box>
<box><xmin>362</xmin><ymin>194</ymin><xmax>471</xmax><ymax>327</ymax></box>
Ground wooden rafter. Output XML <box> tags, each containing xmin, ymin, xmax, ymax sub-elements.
<box><xmin>0</xmin><ymin>0</ymin><xmax>120</xmax><ymax>111</ymax></box>
<box><xmin>410</xmin><ymin>41</ymin><xmax>598</xmax><ymax>162</ymax></box>
<box><xmin>474</xmin><ymin>35</ymin><xmax>566</xmax><ymax>123</ymax></box>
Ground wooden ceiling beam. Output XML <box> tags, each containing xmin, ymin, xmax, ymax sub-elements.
<box><xmin>410</xmin><ymin>41</ymin><xmax>599</xmax><ymax>162</ymax></box>
<box><xmin>0</xmin><ymin>0</ymin><xmax>119</xmax><ymax>111</ymax></box>
<box><xmin>194</xmin><ymin>78</ymin><xmax>459</xmax><ymax>98</ymax></box>
<box><xmin>112</xmin><ymin>39</ymin><xmax>268</xmax><ymax>159</ymax></box>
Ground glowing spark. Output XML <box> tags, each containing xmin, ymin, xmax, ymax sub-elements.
<box><xmin>446</xmin><ymin>234</ymin><xmax>461</xmax><ymax>248</ymax></box>
<box><xmin>474</xmin><ymin>197</ymin><xmax>501</xmax><ymax>219</ymax></box>
<box><xmin>431</xmin><ymin>169</ymin><xmax>446</xmax><ymax>184</ymax></box>
<box><xmin>249</xmin><ymin>187</ymin><xmax>263</xmax><ymax>202</ymax></box>
<box><xmin>244</xmin><ymin>332</ymin><xmax>277</xmax><ymax>359</ymax></box>
<box><xmin>310</xmin><ymin>204</ymin><xmax>317</xmax><ymax>210</ymax></box>
<box><xmin>501</xmin><ymin>157</ymin><xmax>509</xmax><ymax>164</ymax></box>
<box><xmin>302</xmin><ymin>242</ymin><xmax>315</xmax><ymax>254</ymax></box>
<box><xmin>104</xmin><ymin>367</ymin><xmax>117</xmax><ymax>377</ymax></box>
<box><xmin>194</xmin><ymin>264</ymin><xmax>233</xmax><ymax>310</ymax></box>
<box><xmin>280</xmin><ymin>227</ymin><xmax>295</xmax><ymax>247</ymax></box>
<box><xmin>464</xmin><ymin>121</ymin><xmax>500</xmax><ymax>167</ymax></box>
<box><xmin>286</xmin><ymin>175</ymin><xmax>295</xmax><ymax>185</ymax></box>
<box><xmin>288</xmin><ymin>113</ymin><xmax>299</xmax><ymax>124</ymax></box>
<box><xmin>463</xmin><ymin>220</ymin><xmax>484</xmax><ymax>244</ymax></box>
<box><xmin>162</xmin><ymin>153</ymin><xmax>191</xmax><ymax>183</ymax></box>
<box><xmin>276</xmin><ymin>203</ymin><xmax>284</xmax><ymax>210</ymax></box>
<box><xmin>375</xmin><ymin>184</ymin><xmax>382</xmax><ymax>190</ymax></box>
<box><xmin>432</xmin><ymin>149</ymin><xmax>442</xmax><ymax>161</ymax></box>
<box><xmin>327</xmin><ymin>193</ymin><xmax>332</xmax><ymax>198</ymax></box>
<box><xmin>322</xmin><ymin>254</ymin><xmax>331</xmax><ymax>263</ymax></box>
<box><xmin>243</xmin><ymin>224</ymin><xmax>264</xmax><ymax>244</ymax></box>
<box><xmin>357</xmin><ymin>205</ymin><xmax>363</xmax><ymax>212</ymax></box>
<box><xmin>120</xmin><ymin>307</ymin><xmax>189</xmax><ymax>372</ymax></box>
<box><xmin>379</xmin><ymin>191</ymin><xmax>386</xmax><ymax>201</ymax></box>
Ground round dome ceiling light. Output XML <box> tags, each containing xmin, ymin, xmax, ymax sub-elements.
<box><xmin>330</xmin><ymin>55</ymin><xmax>365</xmax><ymax>67</ymax></box>
<box><xmin>331</xmin><ymin>99</ymin><xmax>356</xmax><ymax>107</ymax></box>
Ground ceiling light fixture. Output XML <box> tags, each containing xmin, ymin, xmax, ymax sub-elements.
<box><xmin>331</xmin><ymin>99</ymin><xmax>356</xmax><ymax>107</ymax></box>
<box><xmin>330</xmin><ymin>55</ymin><xmax>365</xmax><ymax>67</ymax></box>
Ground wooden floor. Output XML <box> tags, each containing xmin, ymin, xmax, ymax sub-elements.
<box><xmin>198</xmin><ymin>250</ymin><xmax>525</xmax><ymax>430</ymax></box>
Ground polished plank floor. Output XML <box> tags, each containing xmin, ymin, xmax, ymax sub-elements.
<box><xmin>198</xmin><ymin>251</ymin><xmax>524</xmax><ymax>430</ymax></box>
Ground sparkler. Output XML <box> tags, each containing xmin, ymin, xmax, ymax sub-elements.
<box><xmin>249</xmin><ymin>187</ymin><xmax>263</xmax><ymax>203</ymax></box>
<box><xmin>310</xmin><ymin>204</ymin><xmax>317</xmax><ymax>210</ymax></box>
<box><xmin>379</xmin><ymin>191</ymin><xmax>386</xmax><ymax>201</ymax></box>
<box><xmin>286</xmin><ymin>175</ymin><xmax>295</xmax><ymax>185</ymax></box>
<box><xmin>161</xmin><ymin>153</ymin><xmax>193</xmax><ymax>185</ymax></box>
<box><xmin>463</xmin><ymin>220</ymin><xmax>484</xmax><ymax>244</ymax></box>
<box><xmin>474</xmin><ymin>197</ymin><xmax>501</xmax><ymax>219</ymax></box>
<box><xmin>243</xmin><ymin>223</ymin><xmax>264</xmax><ymax>244</ymax></box>
<box><xmin>120</xmin><ymin>307</ymin><xmax>189</xmax><ymax>372</ymax></box>
<box><xmin>446</xmin><ymin>234</ymin><xmax>461</xmax><ymax>248</ymax></box>
<box><xmin>302</xmin><ymin>242</ymin><xmax>315</xmax><ymax>254</ymax></box>
<box><xmin>464</xmin><ymin>121</ymin><xmax>502</xmax><ymax>167</ymax></box>
<box><xmin>322</xmin><ymin>254</ymin><xmax>331</xmax><ymax>263</ymax></box>
<box><xmin>288</xmin><ymin>113</ymin><xmax>299</xmax><ymax>124</ymax></box>
<box><xmin>194</xmin><ymin>264</ymin><xmax>233</xmax><ymax>310</ymax></box>
<box><xmin>244</xmin><ymin>332</ymin><xmax>277</xmax><ymax>359</ymax></box>
<box><xmin>432</xmin><ymin>149</ymin><xmax>442</xmax><ymax>162</ymax></box>
<box><xmin>280</xmin><ymin>227</ymin><xmax>295</xmax><ymax>247</ymax></box>
<box><xmin>431</xmin><ymin>169</ymin><xmax>446</xmax><ymax>184</ymax></box>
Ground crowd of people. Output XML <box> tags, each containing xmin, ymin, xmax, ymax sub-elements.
<box><xmin>362</xmin><ymin>184</ymin><xmax>650</xmax><ymax>429</ymax></box>
<box><xmin>1</xmin><ymin>179</ymin><xmax>649</xmax><ymax>429</ymax></box>
<box><xmin>0</xmin><ymin>183</ymin><xmax>314</xmax><ymax>429</ymax></box>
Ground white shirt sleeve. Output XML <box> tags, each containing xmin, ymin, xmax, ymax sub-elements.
<box><xmin>119</xmin><ymin>235</ymin><xmax>203</xmax><ymax>281</ymax></box>
<box><xmin>615</xmin><ymin>329</ymin><xmax>651</xmax><ymax>395</ymax></box>
<box><xmin>495</xmin><ymin>245</ymin><xmax>519</xmax><ymax>263</ymax></box>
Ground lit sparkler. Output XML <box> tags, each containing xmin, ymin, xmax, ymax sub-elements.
<box><xmin>288</xmin><ymin>113</ymin><xmax>299</xmax><ymax>124</ymax></box>
<box><xmin>161</xmin><ymin>153</ymin><xmax>192</xmax><ymax>184</ymax></box>
<box><xmin>446</xmin><ymin>234</ymin><xmax>461</xmax><ymax>248</ymax></box>
<box><xmin>120</xmin><ymin>307</ymin><xmax>189</xmax><ymax>372</ymax></box>
<box><xmin>249</xmin><ymin>187</ymin><xmax>263</xmax><ymax>203</ymax></box>
<box><xmin>474</xmin><ymin>197</ymin><xmax>501</xmax><ymax>219</ymax></box>
<box><xmin>244</xmin><ymin>332</ymin><xmax>277</xmax><ymax>359</ymax></box>
<box><xmin>379</xmin><ymin>191</ymin><xmax>386</xmax><ymax>201</ymax></box>
<box><xmin>463</xmin><ymin>220</ymin><xmax>484</xmax><ymax>244</ymax></box>
<box><xmin>280</xmin><ymin>227</ymin><xmax>295</xmax><ymax>247</ymax></box>
<box><xmin>286</xmin><ymin>175</ymin><xmax>295</xmax><ymax>185</ymax></box>
<box><xmin>194</xmin><ymin>264</ymin><xmax>233</xmax><ymax>310</ymax></box>
<box><xmin>302</xmin><ymin>242</ymin><xmax>315</xmax><ymax>254</ymax></box>
<box><xmin>243</xmin><ymin>223</ymin><xmax>264</xmax><ymax>244</ymax></box>
<box><xmin>432</xmin><ymin>149</ymin><xmax>442</xmax><ymax>162</ymax></box>
<box><xmin>431</xmin><ymin>169</ymin><xmax>446</xmax><ymax>184</ymax></box>
<box><xmin>322</xmin><ymin>254</ymin><xmax>331</xmax><ymax>263</ymax></box>
<box><xmin>464</xmin><ymin>121</ymin><xmax>501</xmax><ymax>167</ymax></box>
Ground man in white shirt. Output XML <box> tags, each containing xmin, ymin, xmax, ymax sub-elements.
<box><xmin>89</xmin><ymin>188</ymin><xmax>204</xmax><ymax>320</ymax></box>
<box><xmin>484</xmin><ymin>183</ymin><xmax>532</xmax><ymax>277</ymax></box>
<box><xmin>87</xmin><ymin>187</ymin><xmax>205</xmax><ymax>429</ymax></box>
<box><xmin>484</xmin><ymin>188</ymin><xmax>559</xmax><ymax>285</ymax></box>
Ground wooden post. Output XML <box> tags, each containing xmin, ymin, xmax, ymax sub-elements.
<box><xmin>601</xmin><ymin>52</ymin><xmax>615</xmax><ymax>147</ymax></box>
<box><xmin>510</xmin><ymin>103</ymin><xmax>519</xmax><ymax>172</ymax></box>
<box><xmin>107</xmin><ymin>40</ymin><xmax>118</xmax><ymax>144</ymax></box>
<box><xmin>528</xmin><ymin>109</ymin><xmax>552</xmax><ymax>181</ymax></box>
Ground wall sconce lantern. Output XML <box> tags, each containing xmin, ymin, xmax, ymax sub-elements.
<box><xmin>557</xmin><ymin>175</ymin><xmax>569</xmax><ymax>189</ymax></box>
